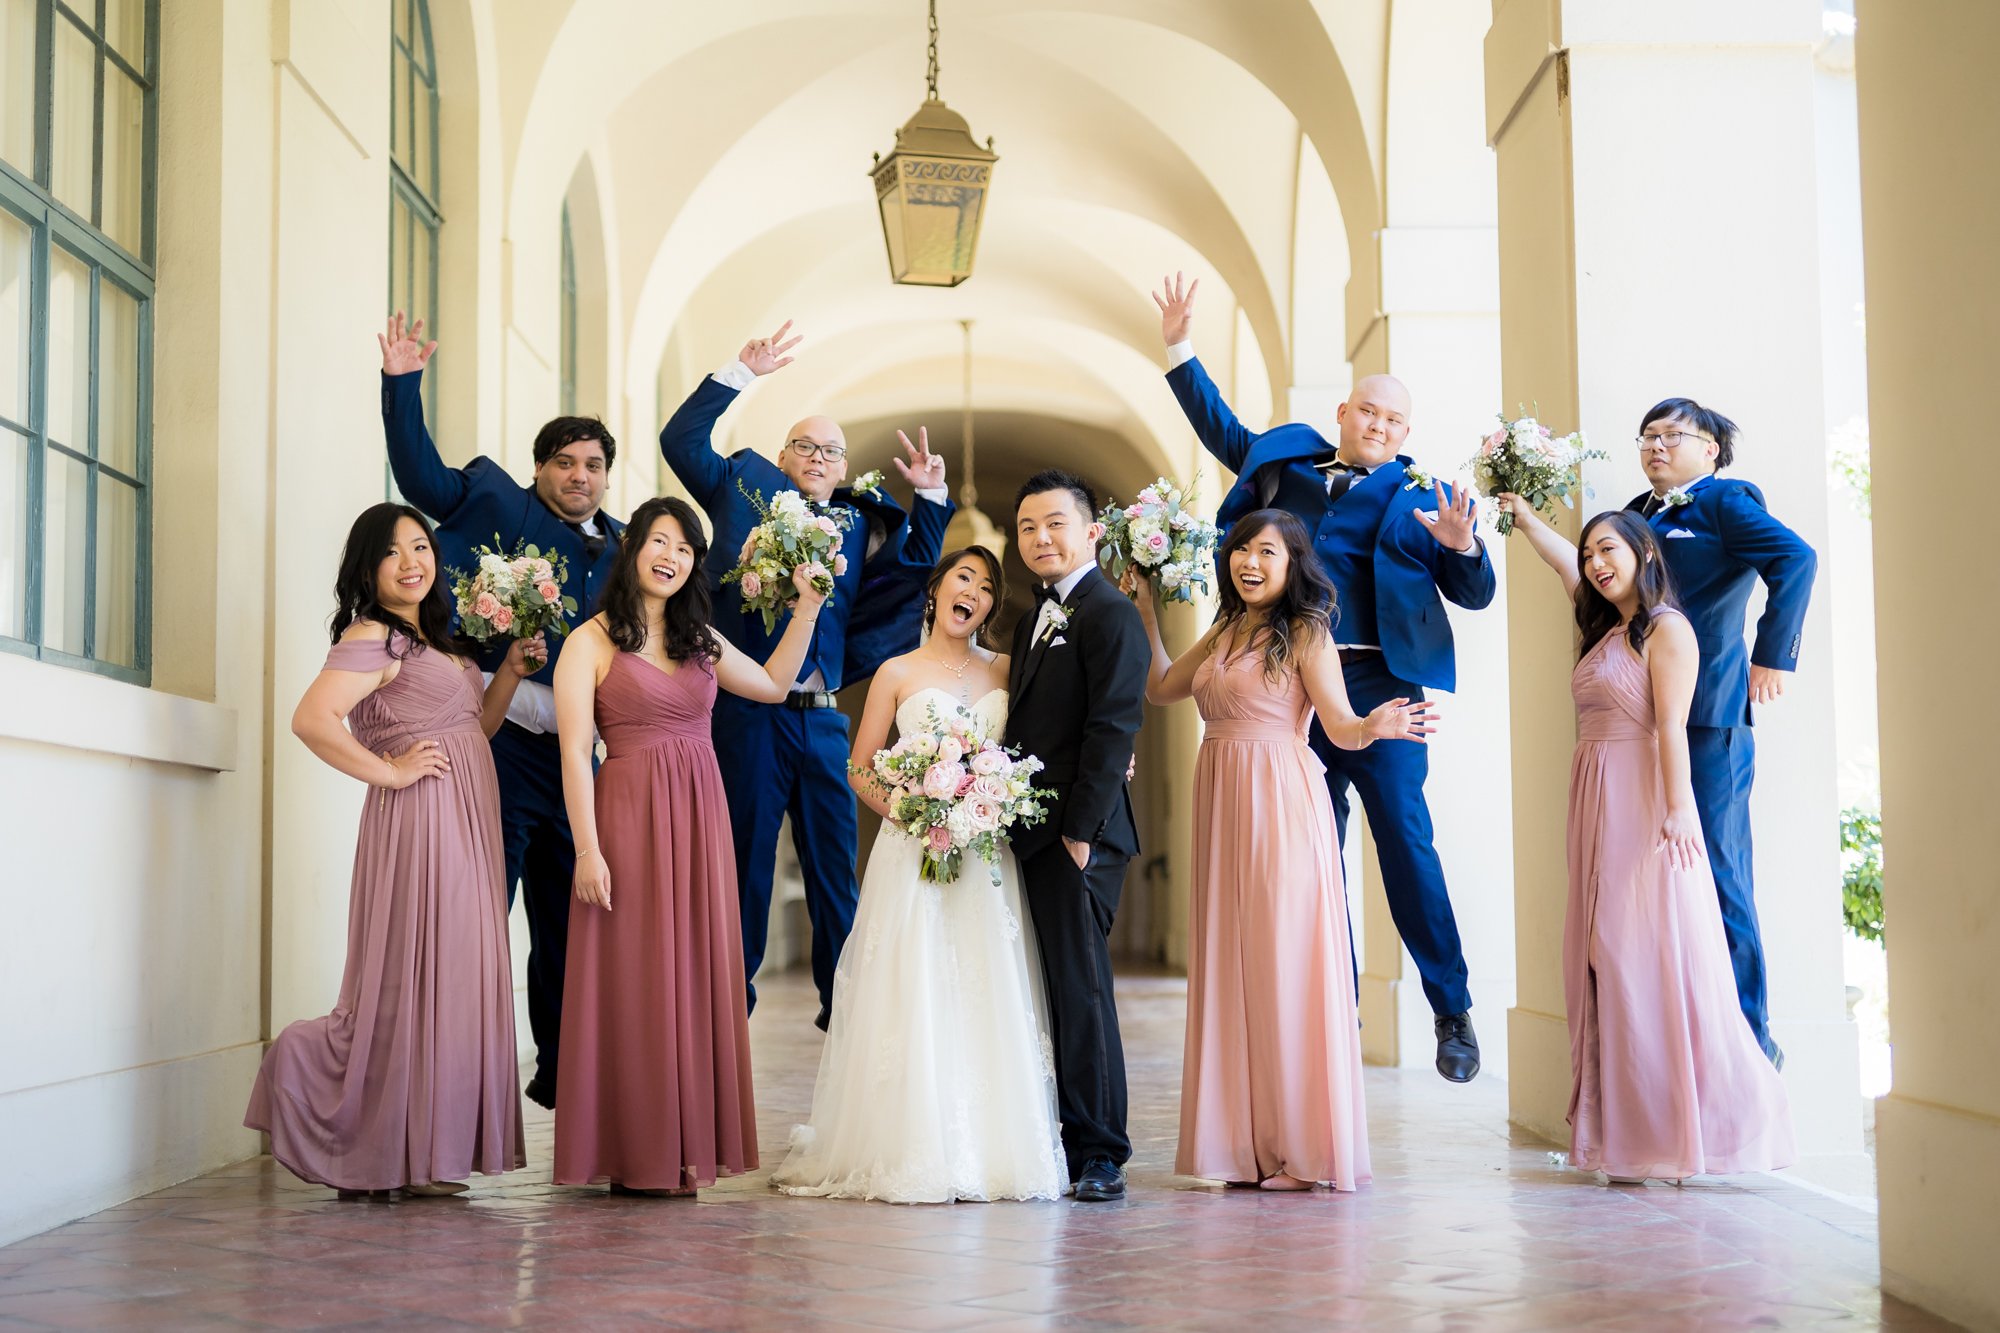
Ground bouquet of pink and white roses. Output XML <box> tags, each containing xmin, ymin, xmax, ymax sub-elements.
<box><xmin>449</xmin><ymin>537</ymin><xmax>577</xmax><ymax>651</ymax></box>
<box><xmin>723</xmin><ymin>481</ymin><xmax>852</xmax><ymax>634</ymax></box>
<box><xmin>860</xmin><ymin>703</ymin><xmax>1052</xmax><ymax>886</ymax></box>
<box><xmin>1097</xmin><ymin>476</ymin><xmax>1220</xmax><ymax>604</ymax></box>
<box><xmin>1467</xmin><ymin>411</ymin><xmax>1606</xmax><ymax>536</ymax></box>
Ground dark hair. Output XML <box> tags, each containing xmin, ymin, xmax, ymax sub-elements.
<box><xmin>1574</xmin><ymin>510</ymin><xmax>1682</xmax><ymax>657</ymax></box>
<box><xmin>532</xmin><ymin>415</ymin><xmax>617</xmax><ymax>470</ymax></box>
<box><xmin>922</xmin><ymin>546</ymin><xmax>1008</xmax><ymax>648</ymax></box>
<box><xmin>1639</xmin><ymin>397</ymin><xmax>1737</xmax><ymax>470</ymax></box>
<box><xmin>600</xmin><ymin>496</ymin><xmax>720</xmax><ymax>662</ymax></box>
<box><xmin>1015</xmin><ymin>468</ymin><xmax>1097</xmax><ymax>520</ymax></box>
<box><xmin>1214</xmin><ymin>510</ymin><xmax>1338</xmax><ymax>683</ymax></box>
<box><xmin>328</xmin><ymin>503</ymin><xmax>466</xmax><ymax>657</ymax></box>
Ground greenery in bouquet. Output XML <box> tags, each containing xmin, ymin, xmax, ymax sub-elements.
<box><xmin>723</xmin><ymin>480</ymin><xmax>852</xmax><ymax>634</ymax></box>
<box><xmin>1467</xmin><ymin>411</ymin><xmax>1605</xmax><ymax>536</ymax></box>
<box><xmin>1097</xmin><ymin>476</ymin><xmax>1220</xmax><ymax>603</ymax></box>
<box><xmin>449</xmin><ymin>536</ymin><xmax>578</xmax><ymax>644</ymax></box>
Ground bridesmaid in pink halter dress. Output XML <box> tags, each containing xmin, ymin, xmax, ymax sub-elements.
<box><xmin>247</xmin><ymin>504</ymin><xmax>533</xmax><ymax>1197</ymax></box>
<box><xmin>1130</xmin><ymin>510</ymin><xmax>1434</xmax><ymax>1192</ymax></box>
<box><xmin>550</xmin><ymin>496</ymin><xmax>828</xmax><ymax>1195</ymax></box>
<box><xmin>1503</xmin><ymin>499</ymin><xmax>1793</xmax><ymax>1182</ymax></box>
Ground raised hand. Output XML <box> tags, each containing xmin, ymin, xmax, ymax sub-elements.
<box><xmin>1415</xmin><ymin>480</ymin><xmax>1479</xmax><ymax>553</ymax></box>
<box><xmin>378</xmin><ymin>310</ymin><xmax>437</xmax><ymax>376</ymax></box>
<box><xmin>739</xmin><ymin>320</ymin><xmax>802</xmax><ymax>376</ymax></box>
<box><xmin>1365</xmin><ymin>697</ymin><xmax>1439</xmax><ymax>743</ymax></box>
<box><xmin>891</xmin><ymin>427</ymin><xmax>946</xmax><ymax>489</ymax></box>
<box><xmin>381</xmin><ymin>738</ymin><xmax>450</xmax><ymax>788</ymax></box>
<box><xmin>573</xmin><ymin>848</ymin><xmax>612</xmax><ymax>911</ymax></box>
<box><xmin>1152</xmin><ymin>270</ymin><xmax>1200</xmax><ymax>346</ymax></box>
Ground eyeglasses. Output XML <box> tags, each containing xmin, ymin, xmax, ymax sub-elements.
<box><xmin>1633</xmin><ymin>429</ymin><xmax>1713</xmax><ymax>451</ymax></box>
<box><xmin>787</xmin><ymin>438</ymin><xmax>848</xmax><ymax>463</ymax></box>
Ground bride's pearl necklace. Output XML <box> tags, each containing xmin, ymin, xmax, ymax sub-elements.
<box><xmin>930</xmin><ymin>646</ymin><xmax>973</xmax><ymax>703</ymax></box>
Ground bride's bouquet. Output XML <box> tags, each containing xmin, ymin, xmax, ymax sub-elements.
<box><xmin>1467</xmin><ymin>411</ymin><xmax>1605</xmax><ymax>536</ymax></box>
<box><xmin>449</xmin><ymin>537</ymin><xmax>577</xmax><ymax>652</ymax></box>
<box><xmin>723</xmin><ymin>481</ymin><xmax>852</xmax><ymax>633</ymax></box>
<box><xmin>1097</xmin><ymin>476</ymin><xmax>1220</xmax><ymax>603</ymax></box>
<box><xmin>861</xmin><ymin>703</ymin><xmax>1052</xmax><ymax>886</ymax></box>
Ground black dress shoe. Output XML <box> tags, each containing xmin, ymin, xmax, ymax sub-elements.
<box><xmin>524</xmin><ymin>1073</ymin><xmax>556</xmax><ymax>1110</ymax></box>
<box><xmin>1434</xmin><ymin>1013</ymin><xmax>1480</xmax><ymax>1083</ymax></box>
<box><xmin>1073</xmin><ymin>1158</ymin><xmax>1126</xmax><ymax>1202</ymax></box>
<box><xmin>814</xmin><ymin>1004</ymin><xmax>831</xmax><ymax>1034</ymax></box>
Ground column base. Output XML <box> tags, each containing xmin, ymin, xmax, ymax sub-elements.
<box><xmin>1770</xmin><ymin>1013</ymin><xmax>1865</xmax><ymax>1156</ymax></box>
<box><xmin>1507</xmin><ymin>1003</ymin><xmax>1571</xmax><ymax>1146</ymax></box>
<box><xmin>1878</xmin><ymin>1093</ymin><xmax>2000</xmax><ymax>1331</ymax></box>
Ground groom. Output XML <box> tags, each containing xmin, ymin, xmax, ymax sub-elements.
<box><xmin>1006</xmin><ymin>469</ymin><xmax>1150</xmax><ymax>1202</ymax></box>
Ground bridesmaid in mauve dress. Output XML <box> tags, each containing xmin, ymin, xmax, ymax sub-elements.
<box><xmin>1130</xmin><ymin>510</ymin><xmax>1432</xmax><ymax>1192</ymax></box>
<box><xmin>1503</xmin><ymin>499</ymin><xmax>1793</xmax><ymax>1182</ymax></box>
<box><xmin>247</xmin><ymin>503</ymin><xmax>534</xmax><ymax>1197</ymax></box>
<box><xmin>550</xmin><ymin>495</ymin><xmax>828</xmax><ymax>1195</ymax></box>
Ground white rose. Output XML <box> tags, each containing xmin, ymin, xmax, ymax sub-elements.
<box><xmin>946</xmin><ymin>804</ymin><xmax>978</xmax><ymax>843</ymax></box>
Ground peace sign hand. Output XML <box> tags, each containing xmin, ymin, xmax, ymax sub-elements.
<box><xmin>892</xmin><ymin>427</ymin><xmax>946</xmax><ymax>489</ymax></box>
<box><xmin>1415</xmin><ymin>480</ymin><xmax>1480</xmax><ymax>554</ymax></box>
<box><xmin>738</xmin><ymin>320</ymin><xmax>802</xmax><ymax>377</ymax></box>
<box><xmin>1152</xmin><ymin>270</ymin><xmax>1200</xmax><ymax>346</ymax></box>
<box><xmin>378</xmin><ymin>310</ymin><xmax>437</xmax><ymax>376</ymax></box>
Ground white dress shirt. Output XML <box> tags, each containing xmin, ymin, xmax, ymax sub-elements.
<box><xmin>1031</xmin><ymin>564</ymin><xmax>1093</xmax><ymax>645</ymax></box>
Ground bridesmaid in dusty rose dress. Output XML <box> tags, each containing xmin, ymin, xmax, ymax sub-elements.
<box><xmin>247</xmin><ymin>503</ymin><xmax>534</xmax><ymax>1197</ymax></box>
<box><xmin>550</xmin><ymin>495</ymin><xmax>826</xmax><ymax>1196</ymax></box>
<box><xmin>1130</xmin><ymin>510</ymin><xmax>1431</xmax><ymax>1193</ymax></box>
<box><xmin>1503</xmin><ymin>499</ymin><xmax>1793</xmax><ymax>1182</ymax></box>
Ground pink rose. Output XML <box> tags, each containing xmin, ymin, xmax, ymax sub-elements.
<box><xmin>926</xmin><ymin>826</ymin><xmax>954</xmax><ymax>854</ymax></box>
<box><xmin>1143</xmin><ymin>531</ymin><xmax>1170</xmax><ymax>554</ymax></box>
<box><xmin>491</xmin><ymin>606</ymin><xmax>515</xmax><ymax>632</ymax></box>
<box><xmin>740</xmin><ymin>571</ymin><xmax>763</xmax><ymax>599</ymax></box>
<box><xmin>972</xmin><ymin>774</ymin><xmax>1010</xmax><ymax>802</ymax></box>
<box><xmin>536</xmin><ymin>580</ymin><xmax>561</xmax><ymax>602</ymax></box>
<box><xmin>1124</xmin><ymin>504</ymin><xmax>1144</xmax><ymax>519</ymax></box>
<box><xmin>1481</xmin><ymin>429</ymin><xmax>1506</xmax><ymax>457</ymax></box>
<box><xmin>473</xmin><ymin>592</ymin><xmax>501</xmax><ymax>620</ymax></box>
<box><xmin>938</xmin><ymin>736</ymin><xmax>964</xmax><ymax>765</ymax></box>
<box><xmin>956</xmin><ymin>772</ymin><xmax>978</xmax><ymax>797</ymax></box>
<box><xmin>970</xmin><ymin>749</ymin><xmax>1008</xmax><ymax>776</ymax></box>
<box><xmin>815</xmin><ymin>516</ymin><xmax>842</xmax><ymax>537</ymax></box>
<box><xmin>510</xmin><ymin>558</ymin><xmax>532</xmax><ymax>577</ymax></box>
<box><xmin>923</xmin><ymin>762</ymin><xmax>965</xmax><ymax>799</ymax></box>
<box><xmin>833</xmin><ymin>554</ymin><xmax>849</xmax><ymax>576</ymax></box>
<box><xmin>965</xmin><ymin>796</ymin><xmax>1004</xmax><ymax>833</ymax></box>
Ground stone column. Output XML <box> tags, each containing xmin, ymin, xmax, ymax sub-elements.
<box><xmin>1856</xmin><ymin>3</ymin><xmax>2000</xmax><ymax>1326</ymax></box>
<box><xmin>1485</xmin><ymin>0</ymin><xmax>1861</xmax><ymax>1155</ymax></box>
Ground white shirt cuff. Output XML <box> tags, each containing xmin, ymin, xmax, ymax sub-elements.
<box><xmin>913</xmin><ymin>487</ymin><xmax>949</xmax><ymax>505</ymax></box>
<box><xmin>712</xmin><ymin>359</ymin><xmax>757</xmax><ymax>392</ymax></box>
<box><xmin>1165</xmin><ymin>340</ymin><xmax>1195</xmax><ymax>371</ymax></box>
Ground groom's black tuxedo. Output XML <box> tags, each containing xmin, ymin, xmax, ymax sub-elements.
<box><xmin>1005</xmin><ymin>564</ymin><xmax>1149</xmax><ymax>1178</ymax></box>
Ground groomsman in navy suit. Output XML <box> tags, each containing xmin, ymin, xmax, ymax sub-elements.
<box><xmin>1153</xmin><ymin>275</ymin><xmax>1495</xmax><ymax>1082</ymax></box>
<box><xmin>660</xmin><ymin>322</ymin><xmax>954</xmax><ymax>1031</ymax></box>
<box><xmin>1625</xmin><ymin>399</ymin><xmax>1816</xmax><ymax>1067</ymax></box>
<box><xmin>378</xmin><ymin>312</ymin><xmax>625</xmax><ymax>1110</ymax></box>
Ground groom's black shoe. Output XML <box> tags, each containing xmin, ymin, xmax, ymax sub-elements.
<box><xmin>524</xmin><ymin>1072</ymin><xmax>556</xmax><ymax>1110</ymax></box>
<box><xmin>1435</xmin><ymin>1013</ymin><xmax>1480</xmax><ymax>1083</ymax></box>
<box><xmin>1074</xmin><ymin>1158</ymin><xmax>1126</xmax><ymax>1202</ymax></box>
<box><xmin>814</xmin><ymin>1004</ymin><xmax>831</xmax><ymax>1034</ymax></box>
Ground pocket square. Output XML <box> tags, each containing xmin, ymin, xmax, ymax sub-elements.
<box><xmin>1050</xmin><ymin>635</ymin><xmax>1068</xmax><ymax>647</ymax></box>
<box><xmin>1664</xmin><ymin>528</ymin><xmax>1697</xmax><ymax>538</ymax></box>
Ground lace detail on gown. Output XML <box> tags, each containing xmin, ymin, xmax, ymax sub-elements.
<box><xmin>771</xmin><ymin>688</ymin><xmax>1066</xmax><ymax>1203</ymax></box>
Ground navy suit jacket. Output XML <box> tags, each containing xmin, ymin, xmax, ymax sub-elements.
<box><xmin>381</xmin><ymin>369</ymin><xmax>623</xmax><ymax>685</ymax></box>
<box><xmin>659</xmin><ymin>376</ymin><xmax>954</xmax><ymax>691</ymax></box>
<box><xmin>1625</xmin><ymin>475</ymin><xmax>1817</xmax><ymax>729</ymax></box>
<box><xmin>1165</xmin><ymin>356</ymin><xmax>1495</xmax><ymax>692</ymax></box>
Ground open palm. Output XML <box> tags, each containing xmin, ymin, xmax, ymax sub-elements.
<box><xmin>378</xmin><ymin>310</ymin><xmax>437</xmax><ymax>376</ymax></box>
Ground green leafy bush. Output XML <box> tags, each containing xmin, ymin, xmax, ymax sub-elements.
<box><xmin>1840</xmin><ymin>806</ymin><xmax>1884</xmax><ymax>943</ymax></box>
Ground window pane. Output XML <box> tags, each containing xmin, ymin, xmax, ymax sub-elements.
<box><xmin>0</xmin><ymin>207</ymin><xmax>27</xmax><ymax>427</ymax></box>
<box><xmin>51</xmin><ymin>17</ymin><xmax>96</xmax><ymax>222</ymax></box>
<box><xmin>389</xmin><ymin>195</ymin><xmax>409</xmax><ymax>316</ymax></box>
<box><xmin>47</xmin><ymin>245</ymin><xmax>89</xmax><ymax>451</ymax></box>
<box><xmin>0</xmin><ymin>427</ymin><xmax>25</xmax><ymax>640</ymax></box>
<box><xmin>104</xmin><ymin>0</ymin><xmax>145</xmax><ymax>70</ymax></box>
<box><xmin>41</xmin><ymin>448</ymin><xmax>87</xmax><ymax>656</ymax></box>
<box><xmin>99</xmin><ymin>278</ymin><xmax>138</xmax><ymax>476</ymax></box>
<box><xmin>393</xmin><ymin>0</ymin><xmax>409</xmax><ymax>52</ymax></box>
<box><xmin>102</xmin><ymin>66</ymin><xmax>145</xmax><ymax>256</ymax></box>
<box><xmin>391</xmin><ymin>54</ymin><xmax>411</xmax><ymax>176</ymax></box>
<box><xmin>412</xmin><ymin>220</ymin><xmax>433</xmax><ymax>332</ymax></box>
<box><xmin>412</xmin><ymin>67</ymin><xmax>434</xmax><ymax>200</ymax></box>
<box><xmin>0</xmin><ymin>0</ymin><xmax>33</xmax><ymax>176</ymax></box>
<box><xmin>94</xmin><ymin>472</ymin><xmax>137</xmax><ymax>666</ymax></box>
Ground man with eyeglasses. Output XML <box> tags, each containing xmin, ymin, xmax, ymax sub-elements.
<box><xmin>660</xmin><ymin>322</ymin><xmax>954</xmax><ymax>1031</ymax></box>
<box><xmin>1625</xmin><ymin>397</ymin><xmax>1817</xmax><ymax>1069</ymax></box>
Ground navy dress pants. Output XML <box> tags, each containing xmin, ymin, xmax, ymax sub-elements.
<box><xmin>1687</xmin><ymin>725</ymin><xmax>1774</xmax><ymax>1057</ymax></box>
<box><xmin>490</xmin><ymin>721</ymin><xmax>574</xmax><ymax>1087</ymax></box>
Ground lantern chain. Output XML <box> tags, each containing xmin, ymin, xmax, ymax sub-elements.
<box><xmin>926</xmin><ymin>0</ymin><xmax>940</xmax><ymax>101</ymax></box>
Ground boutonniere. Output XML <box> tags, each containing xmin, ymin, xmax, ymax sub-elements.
<box><xmin>1663</xmin><ymin>486</ymin><xmax>1696</xmax><ymax>508</ymax></box>
<box><xmin>1039</xmin><ymin>603</ymin><xmax>1071</xmax><ymax>646</ymax></box>
<box><xmin>850</xmin><ymin>469</ymin><xmax>885</xmax><ymax>500</ymax></box>
<box><xmin>1402</xmin><ymin>466</ymin><xmax>1434</xmax><ymax>492</ymax></box>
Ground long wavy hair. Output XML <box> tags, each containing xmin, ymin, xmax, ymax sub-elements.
<box><xmin>1213</xmin><ymin>509</ymin><xmax>1338</xmax><ymax>683</ymax></box>
<box><xmin>329</xmin><ymin>503</ymin><xmax>465</xmax><ymax>658</ymax></box>
<box><xmin>600</xmin><ymin>495</ymin><xmax>721</xmax><ymax>662</ymax></box>
<box><xmin>1574</xmin><ymin>510</ymin><xmax>1682</xmax><ymax>658</ymax></box>
<box><xmin>922</xmin><ymin>545</ymin><xmax>1008</xmax><ymax>649</ymax></box>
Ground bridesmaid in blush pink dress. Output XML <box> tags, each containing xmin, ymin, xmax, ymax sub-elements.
<box><xmin>1130</xmin><ymin>510</ymin><xmax>1433</xmax><ymax>1192</ymax></box>
<box><xmin>550</xmin><ymin>496</ymin><xmax>829</xmax><ymax>1195</ymax></box>
<box><xmin>1504</xmin><ymin>499</ymin><xmax>1793</xmax><ymax>1182</ymax></box>
<box><xmin>247</xmin><ymin>504</ymin><xmax>533</xmax><ymax>1197</ymax></box>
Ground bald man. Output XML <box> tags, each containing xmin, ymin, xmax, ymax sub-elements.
<box><xmin>1154</xmin><ymin>275</ymin><xmax>1496</xmax><ymax>1082</ymax></box>
<box><xmin>660</xmin><ymin>323</ymin><xmax>954</xmax><ymax>1030</ymax></box>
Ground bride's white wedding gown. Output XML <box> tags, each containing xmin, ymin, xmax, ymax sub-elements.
<box><xmin>772</xmin><ymin>687</ymin><xmax>1066</xmax><ymax>1204</ymax></box>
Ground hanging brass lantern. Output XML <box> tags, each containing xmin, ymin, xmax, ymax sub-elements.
<box><xmin>871</xmin><ymin>1</ymin><xmax>997</xmax><ymax>287</ymax></box>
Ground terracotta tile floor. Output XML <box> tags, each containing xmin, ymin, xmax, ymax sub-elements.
<box><xmin>0</xmin><ymin>969</ymin><xmax>1955</xmax><ymax>1331</ymax></box>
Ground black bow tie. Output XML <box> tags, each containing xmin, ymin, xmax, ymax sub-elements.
<box><xmin>1313</xmin><ymin>454</ymin><xmax>1367</xmax><ymax>477</ymax></box>
<box><xmin>1035</xmin><ymin>584</ymin><xmax>1060</xmax><ymax>605</ymax></box>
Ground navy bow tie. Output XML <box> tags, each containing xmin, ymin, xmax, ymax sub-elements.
<box><xmin>1034</xmin><ymin>584</ymin><xmax>1060</xmax><ymax>605</ymax></box>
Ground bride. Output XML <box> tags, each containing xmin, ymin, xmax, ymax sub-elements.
<box><xmin>772</xmin><ymin>546</ymin><xmax>1066</xmax><ymax>1204</ymax></box>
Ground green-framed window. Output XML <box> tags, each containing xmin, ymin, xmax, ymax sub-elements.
<box><xmin>0</xmin><ymin>0</ymin><xmax>158</xmax><ymax>685</ymax></box>
<box><xmin>559</xmin><ymin>202</ymin><xmax>576</xmax><ymax>415</ymax></box>
<box><xmin>389</xmin><ymin>0</ymin><xmax>440</xmax><ymax>457</ymax></box>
